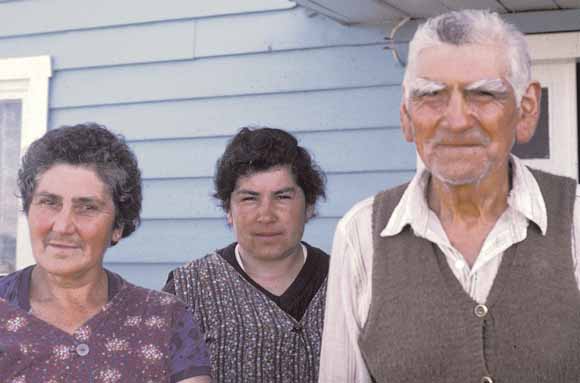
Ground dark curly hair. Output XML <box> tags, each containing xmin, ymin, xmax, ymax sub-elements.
<box><xmin>214</xmin><ymin>127</ymin><xmax>326</xmax><ymax>212</ymax></box>
<box><xmin>18</xmin><ymin>123</ymin><xmax>142</xmax><ymax>245</ymax></box>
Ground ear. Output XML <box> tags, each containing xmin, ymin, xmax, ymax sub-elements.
<box><xmin>400</xmin><ymin>100</ymin><xmax>415</xmax><ymax>143</ymax></box>
<box><xmin>515</xmin><ymin>81</ymin><xmax>541</xmax><ymax>144</ymax></box>
<box><xmin>226</xmin><ymin>210</ymin><xmax>233</xmax><ymax>225</ymax></box>
<box><xmin>111</xmin><ymin>226</ymin><xmax>123</xmax><ymax>244</ymax></box>
<box><xmin>305</xmin><ymin>205</ymin><xmax>315</xmax><ymax>221</ymax></box>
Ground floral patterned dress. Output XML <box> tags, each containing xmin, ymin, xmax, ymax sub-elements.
<box><xmin>0</xmin><ymin>266</ymin><xmax>211</xmax><ymax>383</ymax></box>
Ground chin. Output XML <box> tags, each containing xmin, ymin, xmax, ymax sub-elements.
<box><xmin>428</xmin><ymin>162</ymin><xmax>491</xmax><ymax>186</ymax></box>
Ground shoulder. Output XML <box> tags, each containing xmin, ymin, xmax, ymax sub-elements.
<box><xmin>174</xmin><ymin>251</ymin><xmax>226</xmax><ymax>274</ymax></box>
<box><xmin>528</xmin><ymin>166</ymin><xmax>576</xmax><ymax>186</ymax></box>
<box><xmin>164</xmin><ymin>247</ymin><xmax>233</xmax><ymax>296</ymax></box>
<box><xmin>338</xmin><ymin>195</ymin><xmax>375</xmax><ymax>232</ymax></box>
<box><xmin>0</xmin><ymin>266</ymin><xmax>31</xmax><ymax>305</ymax></box>
<box><xmin>303</xmin><ymin>242</ymin><xmax>330</xmax><ymax>272</ymax></box>
<box><xmin>338</xmin><ymin>183</ymin><xmax>410</xmax><ymax>234</ymax></box>
<box><xmin>0</xmin><ymin>270</ymin><xmax>21</xmax><ymax>298</ymax></box>
<box><xmin>303</xmin><ymin>242</ymin><xmax>329</xmax><ymax>258</ymax></box>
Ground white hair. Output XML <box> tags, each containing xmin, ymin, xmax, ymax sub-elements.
<box><xmin>403</xmin><ymin>9</ymin><xmax>531</xmax><ymax>105</ymax></box>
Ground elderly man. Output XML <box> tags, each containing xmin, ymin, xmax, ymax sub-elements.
<box><xmin>164</xmin><ymin>127</ymin><xmax>329</xmax><ymax>383</ymax></box>
<box><xmin>319</xmin><ymin>9</ymin><xmax>580</xmax><ymax>383</ymax></box>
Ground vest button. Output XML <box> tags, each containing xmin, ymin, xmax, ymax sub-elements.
<box><xmin>474</xmin><ymin>304</ymin><xmax>488</xmax><ymax>318</ymax></box>
<box><xmin>481</xmin><ymin>376</ymin><xmax>494</xmax><ymax>383</ymax></box>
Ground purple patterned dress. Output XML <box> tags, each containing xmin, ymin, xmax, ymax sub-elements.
<box><xmin>0</xmin><ymin>266</ymin><xmax>211</xmax><ymax>383</ymax></box>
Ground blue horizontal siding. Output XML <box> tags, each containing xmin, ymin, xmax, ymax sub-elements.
<box><xmin>195</xmin><ymin>8</ymin><xmax>387</xmax><ymax>57</ymax></box>
<box><xmin>106</xmin><ymin>217</ymin><xmax>337</xmax><ymax>264</ymax></box>
<box><xmin>50</xmin><ymin>85</ymin><xmax>403</xmax><ymax>139</ymax></box>
<box><xmin>0</xmin><ymin>2</ymin><xmax>413</xmax><ymax>288</ymax></box>
<box><xmin>0</xmin><ymin>8</ymin><xmax>390</xmax><ymax>71</ymax></box>
<box><xmin>130</xmin><ymin>128</ymin><xmax>416</xmax><ymax>179</ymax></box>
<box><xmin>321</xmin><ymin>171</ymin><xmax>415</xmax><ymax>216</ymax></box>
<box><xmin>140</xmin><ymin>170</ymin><xmax>416</xmax><ymax>220</ymax></box>
<box><xmin>0</xmin><ymin>21</ymin><xmax>195</xmax><ymax>70</ymax></box>
<box><xmin>142</xmin><ymin>178</ymin><xmax>221</xmax><ymax>219</ymax></box>
<box><xmin>0</xmin><ymin>0</ymin><xmax>295</xmax><ymax>37</ymax></box>
<box><xmin>50</xmin><ymin>45</ymin><xmax>403</xmax><ymax>108</ymax></box>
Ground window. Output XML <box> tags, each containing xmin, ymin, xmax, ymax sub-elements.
<box><xmin>0</xmin><ymin>56</ymin><xmax>51</xmax><ymax>274</ymax></box>
<box><xmin>516</xmin><ymin>32</ymin><xmax>580</xmax><ymax>180</ymax></box>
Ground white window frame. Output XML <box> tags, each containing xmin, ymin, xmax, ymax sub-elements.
<box><xmin>0</xmin><ymin>56</ymin><xmax>52</xmax><ymax>270</ymax></box>
<box><xmin>524</xmin><ymin>32</ymin><xmax>580</xmax><ymax>180</ymax></box>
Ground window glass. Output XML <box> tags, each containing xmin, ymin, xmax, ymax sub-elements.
<box><xmin>512</xmin><ymin>87</ymin><xmax>550</xmax><ymax>159</ymax></box>
<box><xmin>0</xmin><ymin>99</ymin><xmax>22</xmax><ymax>275</ymax></box>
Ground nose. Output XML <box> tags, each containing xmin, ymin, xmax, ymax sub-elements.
<box><xmin>256</xmin><ymin>198</ymin><xmax>277</xmax><ymax>223</ymax></box>
<box><xmin>52</xmin><ymin>206</ymin><xmax>76</xmax><ymax>234</ymax></box>
<box><xmin>444</xmin><ymin>90</ymin><xmax>470</xmax><ymax>131</ymax></box>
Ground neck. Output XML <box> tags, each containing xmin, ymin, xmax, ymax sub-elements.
<box><xmin>238</xmin><ymin>244</ymin><xmax>305</xmax><ymax>296</ymax></box>
<box><xmin>426</xmin><ymin>164</ymin><xmax>511</xmax><ymax>266</ymax></box>
<box><xmin>428</xmin><ymin>167</ymin><xmax>510</xmax><ymax>225</ymax></box>
<box><xmin>30</xmin><ymin>265</ymin><xmax>109</xmax><ymax>308</ymax></box>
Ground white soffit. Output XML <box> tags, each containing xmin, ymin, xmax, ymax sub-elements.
<box><xmin>293</xmin><ymin>0</ymin><xmax>580</xmax><ymax>25</ymax></box>
<box><xmin>293</xmin><ymin>0</ymin><xmax>407</xmax><ymax>25</ymax></box>
<box><xmin>556</xmin><ymin>0</ymin><xmax>580</xmax><ymax>8</ymax></box>
<box><xmin>501</xmin><ymin>0</ymin><xmax>558</xmax><ymax>11</ymax></box>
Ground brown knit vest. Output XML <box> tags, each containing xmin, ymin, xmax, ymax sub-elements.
<box><xmin>360</xmin><ymin>169</ymin><xmax>580</xmax><ymax>382</ymax></box>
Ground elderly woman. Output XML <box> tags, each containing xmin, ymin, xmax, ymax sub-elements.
<box><xmin>0</xmin><ymin>124</ymin><xmax>211</xmax><ymax>383</ymax></box>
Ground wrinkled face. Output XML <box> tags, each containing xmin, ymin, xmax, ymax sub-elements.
<box><xmin>227</xmin><ymin>166</ymin><xmax>313</xmax><ymax>262</ymax></box>
<box><xmin>27</xmin><ymin>164</ymin><xmax>122</xmax><ymax>277</ymax></box>
<box><xmin>402</xmin><ymin>43</ymin><xmax>526</xmax><ymax>185</ymax></box>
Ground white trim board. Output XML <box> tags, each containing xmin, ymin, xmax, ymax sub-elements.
<box><xmin>0</xmin><ymin>56</ymin><xmax>52</xmax><ymax>269</ymax></box>
<box><xmin>527</xmin><ymin>32</ymin><xmax>580</xmax><ymax>62</ymax></box>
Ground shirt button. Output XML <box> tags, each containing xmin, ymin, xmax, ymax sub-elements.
<box><xmin>474</xmin><ymin>304</ymin><xmax>489</xmax><ymax>318</ymax></box>
<box><xmin>481</xmin><ymin>376</ymin><xmax>494</xmax><ymax>383</ymax></box>
<box><xmin>75</xmin><ymin>343</ymin><xmax>90</xmax><ymax>356</ymax></box>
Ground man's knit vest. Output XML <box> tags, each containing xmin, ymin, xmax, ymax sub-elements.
<box><xmin>360</xmin><ymin>169</ymin><xmax>580</xmax><ymax>382</ymax></box>
<box><xmin>171</xmin><ymin>249</ymin><xmax>327</xmax><ymax>383</ymax></box>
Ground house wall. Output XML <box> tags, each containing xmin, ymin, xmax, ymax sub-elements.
<box><xmin>0</xmin><ymin>1</ymin><xmax>414</xmax><ymax>288</ymax></box>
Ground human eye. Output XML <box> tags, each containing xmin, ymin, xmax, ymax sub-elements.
<box><xmin>470</xmin><ymin>89</ymin><xmax>497</xmax><ymax>99</ymax></box>
<box><xmin>34</xmin><ymin>196</ymin><xmax>59</xmax><ymax>208</ymax></box>
<box><xmin>75</xmin><ymin>202</ymin><xmax>100</xmax><ymax>215</ymax></box>
<box><xmin>241</xmin><ymin>195</ymin><xmax>256</xmax><ymax>202</ymax></box>
<box><xmin>423</xmin><ymin>89</ymin><xmax>442</xmax><ymax>97</ymax></box>
<box><xmin>412</xmin><ymin>88</ymin><xmax>447</xmax><ymax>106</ymax></box>
<box><xmin>466</xmin><ymin>83</ymin><xmax>508</xmax><ymax>102</ymax></box>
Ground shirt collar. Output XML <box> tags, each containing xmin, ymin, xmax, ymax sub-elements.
<box><xmin>381</xmin><ymin>154</ymin><xmax>547</xmax><ymax>237</ymax></box>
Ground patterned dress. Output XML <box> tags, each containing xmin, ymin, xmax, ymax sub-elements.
<box><xmin>0</xmin><ymin>266</ymin><xmax>211</xmax><ymax>383</ymax></box>
<box><xmin>165</xmin><ymin>242</ymin><xmax>329</xmax><ymax>383</ymax></box>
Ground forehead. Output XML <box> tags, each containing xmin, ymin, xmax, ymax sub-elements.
<box><xmin>415</xmin><ymin>43</ymin><xmax>508</xmax><ymax>85</ymax></box>
<box><xmin>35</xmin><ymin>164</ymin><xmax>109</xmax><ymax>199</ymax></box>
<box><xmin>234</xmin><ymin>166</ymin><xmax>299</xmax><ymax>192</ymax></box>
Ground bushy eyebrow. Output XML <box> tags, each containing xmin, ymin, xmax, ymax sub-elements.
<box><xmin>33</xmin><ymin>191</ymin><xmax>105</xmax><ymax>205</ymax></box>
<box><xmin>465</xmin><ymin>78</ymin><xmax>508</xmax><ymax>93</ymax></box>
<box><xmin>274</xmin><ymin>187</ymin><xmax>297</xmax><ymax>195</ymax></box>
<box><xmin>233</xmin><ymin>187</ymin><xmax>297</xmax><ymax>196</ymax></box>
<box><xmin>233</xmin><ymin>189</ymin><xmax>259</xmax><ymax>196</ymax></box>
<box><xmin>409</xmin><ymin>78</ymin><xmax>447</xmax><ymax>97</ymax></box>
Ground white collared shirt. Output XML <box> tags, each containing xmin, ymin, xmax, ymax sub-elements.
<box><xmin>318</xmin><ymin>156</ymin><xmax>580</xmax><ymax>383</ymax></box>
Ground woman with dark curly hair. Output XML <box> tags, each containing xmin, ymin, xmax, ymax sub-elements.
<box><xmin>164</xmin><ymin>127</ymin><xmax>329</xmax><ymax>383</ymax></box>
<box><xmin>0</xmin><ymin>123</ymin><xmax>211</xmax><ymax>383</ymax></box>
